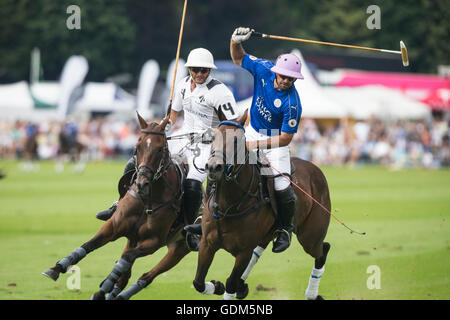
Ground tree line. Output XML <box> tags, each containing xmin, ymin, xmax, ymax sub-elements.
<box><xmin>0</xmin><ymin>0</ymin><xmax>448</xmax><ymax>85</ymax></box>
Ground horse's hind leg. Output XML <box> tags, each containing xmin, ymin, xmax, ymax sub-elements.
<box><xmin>305</xmin><ymin>242</ymin><xmax>331</xmax><ymax>300</ymax></box>
<box><xmin>42</xmin><ymin>221</ymin><xmax>118</xmax><ymax>281</ymax></box>
<box><xmin>115</xmin><ymin>240</ymin><xmax>190</xmax><ymax>300</ymax></box>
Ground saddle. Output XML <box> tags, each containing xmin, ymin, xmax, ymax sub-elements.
<box><xmin>118</xmin><ymin>154</ymin><xmax>188</xmax><ymax>200</ymax></box>
<box><xmin>255</xmin><ymin>151</ymin><xmax>297</xmax><ymax>219</ymax></box>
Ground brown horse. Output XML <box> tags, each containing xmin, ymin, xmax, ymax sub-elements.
<box><xmin>192</xmin><ymin>112</ymin><xmax>331</xmax><ymax>300</ymax></box>
<box><xmin>42</xmin><ymin>114</ymin><xmax>195</xmax><ymax>300</ymax></box>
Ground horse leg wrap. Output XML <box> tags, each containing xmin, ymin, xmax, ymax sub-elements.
<box><xmin>241</xmin><ymin>246</ymin><xmax>265</xmax><ymax>281</ymax></box>
<box><xmin>201</xmin><ymin>282</ymin><xmax>215</xmax><ymax>295</ymax></box>
<box><xmin>57</xmin><ymin>247</ymin><xmax>86</xmax><ymax>273</ymax></box>
<box><xmin>117</xmin><ymin>279</ymin><xmax>149</xmax><ymax>300</ymax></box>
<box><xmin>305</xmin><ymin>266</ymin><xmax>325</xmax><ymax>300</ymax></box>
<box><xmin>106</xmin><ymin>285</ymin><xmax>122</xmax><ymax>300</ymax></box>
<box><xmin>100</xmin><ymin>258</ymin><xmax>132</xmax><ymax>293</ymax></box>
<box><xmin>222</xmin><ymin>291</ymin><xmax>236</xmax><ymax>300</ymax></box>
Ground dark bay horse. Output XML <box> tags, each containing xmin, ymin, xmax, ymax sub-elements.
<box><xmin>192</xmin><ymin>112</ymin><xmax>331</xmax><ymax>300</ymax></box>
<box><xmin>42</xmin><ymin>114</ymin><xmax>193</xmax><ymax>300</ymax></box>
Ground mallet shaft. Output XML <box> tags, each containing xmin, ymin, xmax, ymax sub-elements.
<box><xmin>167</xmin><ymin>0</ymin><xmax>188</xmax><ymax>115</ymax></box>
<box><xmin>258</xmin><ymin>32</ymin><xmax>399</xmax><ymax>54</ymax></box>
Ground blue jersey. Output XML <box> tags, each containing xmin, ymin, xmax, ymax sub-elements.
<box><xmin>242</xmin><ymin>54</ymin><xmax>302</xmax><ymax>136</ymax></box>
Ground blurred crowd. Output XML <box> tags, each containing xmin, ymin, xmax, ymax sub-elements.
<box><xmin>1</xmin><ymin>115</ymin><xmax>449</xmax><ymax>169</ymax></box>
<box><xmin>0</xmin><ymin>117</ymin><xmax>139</xmax><ymax>162</ymax></box>
<box><xmin>292</xmin><ymin>116</ymin><xmax>450</xmax><ymax>169</ymax></box>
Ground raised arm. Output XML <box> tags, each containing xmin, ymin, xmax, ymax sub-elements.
<box><xmin>230</xmin><ymin>27</ymin><xmax>253</xmax><ymax>66</ymax></box>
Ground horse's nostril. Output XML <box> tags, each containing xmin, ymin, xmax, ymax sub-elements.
<box><xmin>215</xmin><ymin>164</ymin><xmax>223</xmax><ymax>172</ymax></box>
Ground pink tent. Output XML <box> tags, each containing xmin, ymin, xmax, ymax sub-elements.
<box><xmin>334</xmin><ymin>70</ymin><xmax>450</xmax><ymax>110</ymax></box>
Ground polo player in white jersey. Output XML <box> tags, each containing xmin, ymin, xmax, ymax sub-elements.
<box><xmin>95</xmin><ymin>48</ymin><xmax>240</xmax><ymax>251</ymax></box>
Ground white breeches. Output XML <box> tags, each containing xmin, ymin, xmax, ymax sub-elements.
<box><xmin>245</xmin><ymin>125</ymin><xmax>291</xmax><ymax>191</ymax></box>
<box><xmin>168</xmin><ymin>130</ymin><xmax>209</xmax><ymax>183</ymax></box>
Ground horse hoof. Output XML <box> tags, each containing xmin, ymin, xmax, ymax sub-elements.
<box><xmin>236</xmin><ymin>283</ymin><xmax>249</xmax><ymax>300</ymax></box>
<box><xmin>113</xmin><ymin>295</ymin><xmax>126</xmax><ymax>300</ymax></box>
<box><xmin>90</xmin><ymin>291</ymin><xmax>106</xmax><ymax>300</ymax></box>
<box><xmin>211</xmin><ymin>280</ymin><xmax>225</xmax><ymax>295</ymax></box>
<box><xmin>42</xmin><ymin>268</ymin><xmax>59</xmax><ymax>281</ymax></box>
<box><xmin>316</xmin><ymin>295</ymin><xmax>325</xmax><ymax>300</ymax></box>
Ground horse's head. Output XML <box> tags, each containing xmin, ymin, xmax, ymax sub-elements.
<box><xmin>206</xmin><ymin>112</ymin><xmax>248</xmax><ymax>181</ymax></box>
<box><xmin>135</xmin><ymin>112</ymin><xmax>170</xmax><ymax>199</ymax></box>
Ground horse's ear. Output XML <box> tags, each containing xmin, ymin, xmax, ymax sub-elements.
<box><xmin>237</xmin><ymin>109</ymin><xmax>248</xmax><ymax>127</ymax></box>
<box><xmin>159</xmin><ymin>115</ymin><xmax>170</xmax><ymax>131</ymax></box>
<box><xmin>136</xmin><ymin>111</ymin><xmax>148</xmax><ymax>129</ymax></box>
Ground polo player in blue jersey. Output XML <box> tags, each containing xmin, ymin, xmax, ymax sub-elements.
<box><xmin>230</xmin><ymin>27</ymin><xmax>304</xmax><ymax>253</ymax></box>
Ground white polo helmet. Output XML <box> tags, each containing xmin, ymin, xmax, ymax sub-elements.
<box><xmin>184</xmin><ymin>48</ymin><xmax>217</xmax><ymax>69</ymax></box>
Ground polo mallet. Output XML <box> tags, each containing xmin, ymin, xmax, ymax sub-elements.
<box><xmin>252</xmin><ymin>31</ymin><xmax>409</xmax><ymax>67</ymax></box>
<box><xmin>166</xmin><ymin>0</ymin><xmax>188</xmax><ymax>116</ymax></box>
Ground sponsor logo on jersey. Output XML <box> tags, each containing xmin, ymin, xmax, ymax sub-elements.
<box><xmin>256</xmin><ymin>96</ymin><xmax>272</xmax><ymax>122</ymax></box>
<box><xmin>288</xmin><ymin>119</ymin><xmax>297</xmax><ymax>127</ymax></box>
<box><xmin>274</xmin><ymin>99</ymin><xmax>281</xmax><ymax>108</ymax></box>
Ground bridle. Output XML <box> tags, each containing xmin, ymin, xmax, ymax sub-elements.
<box><xmin>133</xmin><ymin>127</ymin><xmax>181</xmax><ymax>215</ymax></box>
<box><xmin>208</xmin><ymin>121</ymin><xmax>248</xmax><ymax>182</ymax></box>
<box><xmin>208</xmin><ymin>121</ymin><xmax>269</xmax><ymax>221</ymax></box>
<box><xmin>137</xmin><ymin>129</ymin><xmax>170</xmax><ymax>183</ymax></box>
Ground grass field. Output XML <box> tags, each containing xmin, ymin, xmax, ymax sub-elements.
<box><xmin>0</xmin><ymin>159</ymin><xmax>449</xmax><ymax>300</ymax></box>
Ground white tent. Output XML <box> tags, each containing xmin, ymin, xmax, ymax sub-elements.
<box><xmin>291</xmin><ymin>49</ymin><xmax>348</xmax><ymax>118</ymax></box>
<box><xmin>323</xmin><ymin>85</ymin><xmax>431</xmax><ymax>120</ymax></box>
<box><xmin>74</xmin><ymin>82</ymin><xmax>135</xmax><ymax>112</ymax></box>
<box><xmin>237</xmin><ymin>49</ymin><xmax>348</xmax><ymax>118</ymax></box>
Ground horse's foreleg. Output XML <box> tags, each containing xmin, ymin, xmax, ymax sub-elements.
<box><xmin>96</xmin><ymin>237</ymin><xmax>162</xmax><ymax>299</ymax></box>
<box><xmin>116</xmin><ymin>240</ymin><xmax>190</xmax><ymax>300</ymax></box>
<box><xmin>193</xmin><ymin>240</ymin><xmax>224</xmax><ymax>296</ymax></box>
<box><xmin>223</xmin><ymin>250</ymin><xmax>253</xmax><ymax>300</ymax></box>
<box><xmin>105</xmin><ymin>240</ymin><xmax>134</xmax><ymax>300</ymax></box>
<box><xmin>240</xmin><ymin>243</ymin><xmax>268</xmax><ymax>282</ymax></box>
<box><xmin>42</xmin><ymin>221</ymin><xmax>118</xmax><ymax>282</ymax></box>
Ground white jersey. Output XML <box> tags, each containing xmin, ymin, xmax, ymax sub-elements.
<box><xmin>172</xmin><ymin>75</ymin><xmax>239</xmax><ymax>132</ymax></box>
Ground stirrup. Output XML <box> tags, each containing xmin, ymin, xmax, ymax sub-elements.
<box><xmin>95</xmin><ymin>200</ymin><xmax>118</xmax><ymax>221</ymax></box>
<box><xmin>184</xmin><ymin>216</ymin><xmax>202</xmax><ymax>234</ymax></box>
<box><xmin>272</xmin><ymin>229</ymin><xmax>292</xmax><ymax>253</ymax></box>
<box><xmin>185</xmin><ymin>233</ymin><xmax>200</xmax><ymax>252</ymax></box>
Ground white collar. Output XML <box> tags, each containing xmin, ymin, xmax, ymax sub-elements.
<box><xmin>190</xmin><ymin>75</ymin><xmax>213</xmax><ymax>89</ymax></box>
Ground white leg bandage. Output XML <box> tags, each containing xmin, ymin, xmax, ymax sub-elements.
<box><xmin>305</xmin><ymin>266</ymin><xmax>325</xmax><ymax>300</ymax></box>
<box><xmin>241</xmin><ymin>246</ymin><xmax>265</xmax><ymax>281</ymax></box>
<box><xmin>202</xmin><ymin>281</ymin><xmax>215</xmax><ymax>295</ymax></box>
<box><xmin>222</xmin><ymin>291</ymin><xmax>236</xmax><ymax>300</ymax></box>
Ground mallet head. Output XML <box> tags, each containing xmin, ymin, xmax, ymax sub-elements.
<box><xmin>400</xmin><ymin>41</ymin><xmax>409</xmax><ymax>67</ymax></box>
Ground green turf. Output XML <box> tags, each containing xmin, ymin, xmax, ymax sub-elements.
<box><xmin>0</xmin><ymin>160</ymin><xmax>449</xmax><ymax>300</ymax></box>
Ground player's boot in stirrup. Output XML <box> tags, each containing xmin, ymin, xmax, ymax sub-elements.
<box><xmin>95</xmin><ymin>200</ymin><xmax>118</xmax><ymax>221</ymax></box>
<box><xmin>183</xmin><ymin>179</ymin><xmax>203</xmax><ymax>251</ymax></box>
<box><xmin>272</xmin><ymin>186</ymin><xmax>297</xmax><ymax>253</ymax></box>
